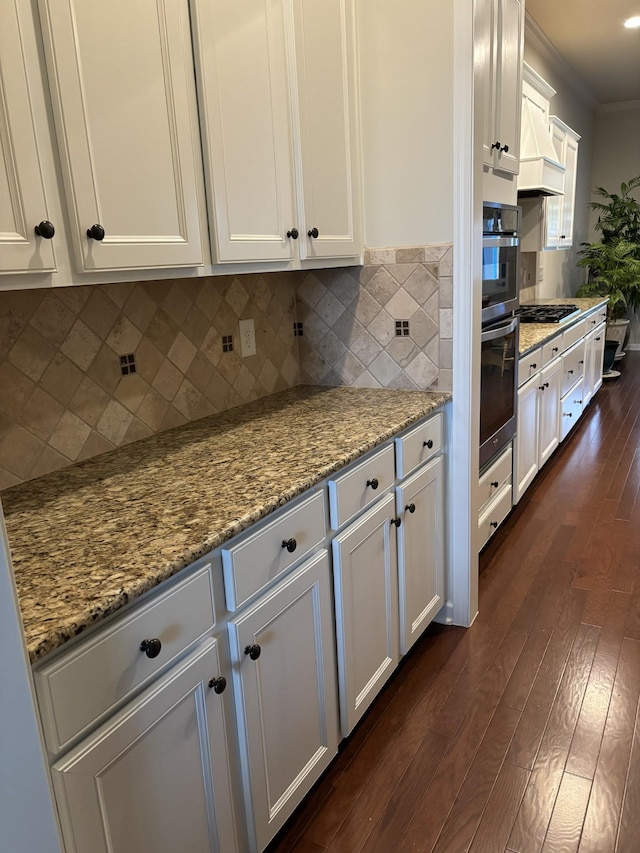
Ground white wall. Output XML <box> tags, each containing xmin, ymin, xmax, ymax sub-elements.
<box><xmin>591</xmin><ymin>105</ymin><xmax>640</xmax><ymax>346</ymax></box>
<box><xmin>356</xmin><ymin>0</ymin><xmax>453</xmax><ymax>248</ymax></box>
<box><xmin>522</xmin><ymin>38</ymin><xmax>597</xmax><ymax>298</ymax></box>
<box><xmin>0</xmin><ymin>506</ymin><xmax>62</xmax><ymax>853</ymax></box>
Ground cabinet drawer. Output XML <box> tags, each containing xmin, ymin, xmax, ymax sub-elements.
<box><xmin>328</xmin><ymin>444</ymin><xmax>395</xmax><ymax>530</ymax></box>
<box><xmin>518</xmin><ymin>347</ymin><xmax>541</xmax><ymax>387</ymax></box>
<box><xmin>584</xmin><ymin>306</ymin><xmax>607</xmax><ymax>329</ymax></box>
<box><xmin>395</xmin><ymin>413</ymin><xmax>443</xmax><ymax>478</ymax></box>
<box><xmin>561</xmin><ymin>339</ymin><xmax>586</xmax><ymax>396</ymax></box>
<box><xmin>541</xmin><ymin>336</ymin><xmax>562</xmax><ymax>367</ymax></box>
<box><xmin>221</xmin><ymin>489</ymin><xmax>326</xmax><ymax>611</ymax></box>
<box><xmin>561</xmin><ymin>318</ymin><xmax>586</xmax><ymax>351</ymax></box>
<box><xmin>478</xmin><ymin>484</ymin><xmax>513</xmax><ymax>550</ymax></box>
<box><xmin>478</xmin><ymin>444</ymin><xmax>512</xmax><ymax>511</ymax></box>
<box><xmin>35</xmin><ymin>564</ymin><xmax>215</xmax><ymax>755</ymax></box>
<box><xmin>560</xmin><ymin>378</ymin><xmax>584</xmax><ymax>441</ymax></box>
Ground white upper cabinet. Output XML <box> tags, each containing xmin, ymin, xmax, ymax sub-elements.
<box><xmin>481</xmin><ymin>0</ymin><xmax>524</xmax><ymax>176</ymax></box>
<box><xmin>545</xmin><ymin>117</ymin><xmax>580</xmax><ymax>250</ymax></box>
<box><xmin>38</xmin><ymin>0</ymin><xmax>204</xmax><ymax>273</ymax></box>
<box><xmin>191</xmin><ymin>0</ymin><xmax>361</xmax><ymax>264</ymax></box>
<box><xmin>0</xmin><ymin>0</ymin><xmax>56</xmax><ymax>274</ymax></box>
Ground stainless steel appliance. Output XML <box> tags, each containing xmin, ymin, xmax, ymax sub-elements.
<box><xmin>480</xmin><ymin>202</ymin><xmax>521</xmax><ymax>468</ymax></box>
<box><xmin>480</xmin><ymin>315</ymin><xmax>519</xmax><ymax>468</ymax></box>
<box><xmin>482</xmin><ymin>202</ymin><xmax>521</xmax><ymax>323</ymax></box>
<box><xmin>519</xmin><ymin>304</ymin><xmax>580</xmax><ymax>323</ymax></box>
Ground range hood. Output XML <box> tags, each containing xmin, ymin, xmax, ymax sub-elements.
<box><xmin>517</xmin><ymin>68</ymin><xmax>565</xmax><ymax>198</ymax></box>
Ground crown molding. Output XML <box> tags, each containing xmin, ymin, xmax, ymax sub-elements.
<box><xmin>598</xmin><ymin>99</ymin><xmax>640</xmax><ymax>114</ymax></box>
<box><xmin>525</xmin><ymin>14</ymin><xmax>598</xmax><ymax>111</ymax></box>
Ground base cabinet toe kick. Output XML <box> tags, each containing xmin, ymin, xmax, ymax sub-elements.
<box><xmin>33</xmin><ymin>409</ymin><xmax>448</xmax><ymax>853</ymax></box>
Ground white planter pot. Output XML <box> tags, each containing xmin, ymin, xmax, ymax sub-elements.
<box><xmin>606</xmin><ymin>318</ymin><xmax>630</xmax><ymax>357</ymax></box>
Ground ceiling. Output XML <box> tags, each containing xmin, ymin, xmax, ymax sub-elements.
<box><xmin>525</xmin><ymin>0</ymin><xmax>640</xmax><ymax>106</ymax></box>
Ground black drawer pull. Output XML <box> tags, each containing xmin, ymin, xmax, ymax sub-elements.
<box><xmin>34</xmin><ymin>220</ymin><xmax>55</xmax><ymax>239</ymax></box>
<box><xmin>208</xmin><ymin>676</ymin><xmax>227</xmax><ymax>694</ymax></box>
<box><xmin>423</xmin><ymin>439</ymin><xmax>434</xmax><ymax>449</ymax></box>
<box><xmin>490</xmin><ymin>481</ymin><xmax>499</xmax><ymax>488</ymax></box>
<box><xmin>366</xmin><ymin>478</ymin><xmax>379</xmax><ymax>490</ymax></box>
<box><xmin>405</xmin><ymin>503</ymin><xmax>416</xmax><ymax>514</ymax></box>
<box><xmin>490</xmin><ymin>521</ymin><xmax>498</xmax><ymax>529</ymax></box>
<box><xmin>140</xmin><ymin>638</ymin><xmax>162</xmax><ymax>658</ymax></box>
<box><xmin>281</xmin><ymin>538</ymin><xmax>297</xmax><ymax>553</ymax></box>
<box><xmin>390</xmin><ymin>517</ymin><xmax>402</xmax><ymax>528</ymax></box>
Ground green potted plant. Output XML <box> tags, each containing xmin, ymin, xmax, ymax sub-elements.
<box><xmin>576</xmin><ymin>176</ymin><xmax>640</xmax><ymax>363</ymax></box>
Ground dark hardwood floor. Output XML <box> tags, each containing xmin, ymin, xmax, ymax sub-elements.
<box><xmin>269</xmin><ymin>352</ymin><xmax>640</xmax><ymax>853</ymax></box>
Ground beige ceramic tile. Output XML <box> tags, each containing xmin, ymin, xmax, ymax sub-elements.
<box><xmin>49</xmin><ymin>411</ymin><xmax>91</xmax><ymax>461</ymax></box>
<box><xmin>29</xmin><ymin>446</ymin><xmax>69</xmax><ymax>479</ymax></box>
<box><xmin>80</xmin><ymin>289</ymin><xmax>121</xmax><ymax>340</ymax></box>
<box><xmin>123</xmin><ymin>287</ymin><xmax>157</xmax><ymax>334</ymax></box>
<box><xmin>20</xmin><ymin>388</ymin><xmax>64</xmax><ymax>441</ymax></box>
<box><xmin>61</xmin><ymin>320</ymin><xmax>102</xmax><ymax>371</ymax></box>
<box><xmin>145</xmin><ymin>309</ymin><xmax>180</xmax><ymax>356</ymax></box>
<box><xmin>396</xmin><ymin>248</ymin><xmax>425</xmax><ymax>264</ymax></box>
<box><xmin>172</xmin><ymin>379</ymin><xmax>202</xmax><ymax>419</ymax></box>
<box><xmin>0</xmin><ymin>306</ymin><xmax>27</xmax><ymax>360</ymax></box>
<box><xmin>106</xmin><ymin>315</ymin><xmax>143</xmax><ymax>356</ymax></box>
<box><xmin>134</xmin><ymin>337</ymin><xmax>164</xmax><ymax>384</ymax></box>
<box><xmin>96</xmin><ymin>399</ymin><xmax>134</xmax><ymax>445</ymax></box>
<box><xmin>40</xmin><ymin>353</ymin><xmax>84</xmax><ymax>406</ymax></box>
<box><xmin>186</xmin><ymin>351</ymin><xmax>214</xmax><ymax>393</ymax></box>
<box><xmin>153</xmin><ymin>359</ymin><xmax>183</xmax><ymax>402</ymax></box>
<box><xmin>113</xmin><ymin>373</ymin><xmax>149</xmax><ymax>414</ymax></box>
<box><xmin>8</xmin><ymin>326</ymin><xmax>56</xmax><ymax>381</ymax></box>
<box><xmin>167</xmin><ymin>331</ymin><xmax>197</xmax><ymax>374</ymax></box>
<box><xmin>30</xmin><ymin>294</ymin><xmax>76</xmax><ymax>347</ymax></box>
<box><xmin>0</xmin><ymin>361</ymin><xmax>35</xmax><ymax>416</ymax></box>
<box><xmin>0</xmin><ymin>424</ymin><xmax>45</xmax><ymax>478</ymax></box>
<box><xmin>137</xmin><ymin>388</ymin><xmax>170</xmax><ymax>431</ymax></box>
<box><xmin>104</xmin><ymin>282</ymin><xmax>133</xmax><ymax>309</ymax></box>
<box><xmin>77</xmin><ymin>431</ymin><xmax>115</xmax><ymax>462</ymax></box>
<box><xmin>163</xmin><ymin>281</ymin><xmax>192</xmax><ymax>326</ymax></box>
<box><xmin>87</xmin><ymin>344</ymin><xmax>121</xmax><ymax>394</ymax></box>
<box><xmin>121</xmin><ymin>417</ymin><xmax>154</xmax><ymax>446</ymax></box>
<box><xmin>69</xmin><ymin>376</ymin><xmax>111</xmax><ymax>428</ymax></box>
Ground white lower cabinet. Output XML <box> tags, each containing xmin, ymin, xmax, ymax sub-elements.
<box><xmin>332</xmin><ymin>492</ymin><xmax>399</xmax><ymax>737</ymax></box>
<box><xmin>583</xmin><ymin>323</ymin><xmax>606</xmax><ymax>406</ymax></box>
<box><xmin>228</xmin><ymin>550</ymin><xmax>338</xmax><ymax>853</ymax></box>
<box><xmin>515</xmin><ymin>375</ymin><xmax>539</xmax><ymax>500</ymax></box>
<box><xmin>538</xmin><ymin>357</ymin><xmax>562</xmax><ymax>467</ymax></box>
<box><xmin>477</xmin><ymin>444</ymin><xmax>513</xmax><ymax>549</ymax></box>
<box><xmin>51</xmin><ymin>638</ymin><xmax>238</xmax><ymax>853</ymax></box>
<box><xmin>560</xmin><ymin>378</ymin><xmax>584</xmax><ymax>441</ymax></box>
<box><xmin>396</xmin><ymin>456</ymin><xmax>444</xmax><ymax>655</ymax></box>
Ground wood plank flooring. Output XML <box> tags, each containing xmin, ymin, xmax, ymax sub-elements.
<box><xmin>269</xmin><ymin>354</ymin><xmax>640</xmax><ymax>853</ymax></box>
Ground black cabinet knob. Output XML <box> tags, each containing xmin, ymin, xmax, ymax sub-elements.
<box><xmin>491</xmin><ymin>141</ymin><xmax>501</xmax><ymax>150</ymax></box>
<box><xmin>490</xmin><ymin>521</ymin><xmax>498</xmax><ymax>529</ymax></box>
<box><xmin>281</xmin><ymin>537</ymin><xmax>297</xmax><ymax>553</ymax></box>
<box><xmin>307</xmin><ymin>227</ymin><xmax>319</xmax><ymax>239</ymax></box>
<box><xmin>568</xmin><ymin>369</ymin><xmax>574</xmax><ymax>375</ymax></box>
<box><xmin>552</xmin><ymin>347</ymin><xmax>559</xmax><ymax>353</ymax></box>
<box><xmin>423</xmin><ymin>439</ymin><xmax>434</xmax><ymax>449</ymax></box>
<box><xmin>366</xmin><ymin>478</ymin><xmax>379</xmax><ymax>490</ymax></box>
<box><xmin>140</xmin><ymin>638</ymin><xmax>162</xmax><ymax>658</ymax></box>
<box><xmin>87</xmin><ymin>224</ymin><xmax>105</xmax><ymax>241</ymax></box>
<box><xmin>578</xmin><ymin>360</ymin><xmax>584</xmax><ymax>365</ymax></box>
<box><xmin>490</xmin><ymin>481</ymin><xmax>499</xmax><ymax>488</ymax></box>
<box><xmin>531</xmin><ymin>363</ymin><xmax>537</xmax><ymax>369</ymax></box>
<box><xmin>539</xmin><ymin>385</ymin><xmax>545</xmax><ymax>392</ymax></box>
<box><xmin>390</xmin><ymin>517</ymin><xmax>402</xmax><ymax>528</ymax></box>
<box><xmin>596</xmin><ymin>337</ymin><xmax>601</xmax><ymax>342</ymax></box>
<box><xmin>592</xmin><ymin>319</ymin><xmax>597</xmax><ymax>325</ymax></box>
<box><xmin>500</xmin><ymin>144</ymin><xmax>510</xmax><ymax>153</ymax></box>
<box><xmin>560</xmin><ymin>234</ymin><xmax>566</xmax><ymax>239</ymax></box>
<box><xmin>208</xmin><ymin>676</ymin><xmax>227</xmax><ymax>694</ymax></box>
<box><xmin>287</xmin><ymin>228</ymin><xmax>299</xmax><ymax>239</ymax></box>
<box><xmin>544</xmin><ymin>382</ymin><xmax>549</xmax><ymax>388</ymax></box>
<box><xmin>405</xmin><ymin>503</ymin><xmax>416</xmax><ymax>514</ymax></box>
<box><xmin>244</xmin><ymin>644</ymin><xmax>261</xmax><ymax>660</ymax></box>
<box><xmin>563</xmin><ymin>412</ymin><xmax>573</xmax><ymax>418</ymax></box>
<box><xmin>575</xmin><ymin>400</ymin><xmax>582</xmax><ymax>405</ymax></box>
<box><xmin>34</xmin><ymin>220</ymin><xmax>55</xmax><ymax>239</ymax></box>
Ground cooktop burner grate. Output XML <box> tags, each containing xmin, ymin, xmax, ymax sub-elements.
<box><xmin>519</xmin><ymin>304</ymin><xmax>580</xmax><ymax>324</ymax></box>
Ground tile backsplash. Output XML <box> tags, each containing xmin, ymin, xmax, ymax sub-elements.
<box><xmin>297</xmin><ymin>245</ymin><xmax>452</xmax><ymax>392</ymax></box>
<box><xmin>0</xmin><ymin>244</ymin><xmax>453</xmax><ymax>488</ymax></box>
<box><xmin>0</xmin><ymin>275</ymin><xmax>299</xmax><ymax>489</ymax></box>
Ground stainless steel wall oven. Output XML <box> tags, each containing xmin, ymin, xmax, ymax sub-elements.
<box><xmin>480</xmin><ymin>202</ymin><xmax>521</xmax><ymax>469</ymax></box>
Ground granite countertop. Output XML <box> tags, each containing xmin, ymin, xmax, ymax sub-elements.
<box><xmin>1</xmin><ymin>385</ymin><xmax>450</xmax><ymax>663</ymax></box>
<box><xmin>519</xmin><ymin>297</ymin><xmax>608</xmax><ymax>355</ymax></box>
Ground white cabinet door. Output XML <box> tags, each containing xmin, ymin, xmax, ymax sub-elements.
<box><xmin>538</xmin><ymin>356</ymin><xmax>561</xmax><ymax>467</ymax></box>
<box><xmin>51</xmin><ymin>639</ymin><xmax>238</xmax><ymax>853</ymax></box>
<box><xmin>38</xmin><ymin>0</ymin><xmax>203</xmax><ymax>272</ymax></box>
<box><xmin>481</xmin><ymin>0</ymin><xmax>523</xmax><ymax>174</ymax></box>
<box><xmin>191</xmin><ymin>0</ymin><xmax>295</xmax><ymax>263</ymax></box>
<box><xmin>229</xmin><ymin>550</ymin><xmax>338</xmax><ymax>853</ymax></box>
<box><xmin>291</xmin><ymin>0</ymin><xmax>361</xmax><ymax>259</ymax></box>
<box><xmin>591</xmin><ymin>324</ymin><xmax>606</xmax><ymax>396</ymax></box>
<box><xmin>395</xmin><ymin>456</ymin><xmax>444</xmax><ymax>655</ymax></box>
<box><xmin>192</xmin><ymin>0</ymin><xmax>361</xmax><ymax>265</ymax></box>
<box><xmin>560</xmin><ymin>378</ymin><xmax>584</xmax><ymax>441</ymax></box>
<box><xmin>493</xmin><ymin>0</ymin><xmax>523</xmax><ymax>175</ymax></box>
<box><xmin>332</xmin><ymin>492</ymin><xmax>399</xmax><ymax>737</ymax></box>
<box><xmin>515</xmin><ymin>374</ymin><xmax>539</xmax><ymax>503</ymax></box>
<box><xmin>545</xmin><ymin>118</ymin><xmax>580</xmax><ymax>250</ymax></box>
<box><xmin>0</xmin><ymin>0</ymin><xmax>55</xmax><ymax>274</ymax></box>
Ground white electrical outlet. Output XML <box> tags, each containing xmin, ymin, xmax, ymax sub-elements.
<box><xmin>239</xmin><ymin>318</ymin><xmax>256</xmax><ymax>358</ymax></box>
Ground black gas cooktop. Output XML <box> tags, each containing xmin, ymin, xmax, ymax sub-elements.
<box><xmin>518</xmin><ymin>304</ymin><xmax>580</xmax><ymax>324</ymax></box>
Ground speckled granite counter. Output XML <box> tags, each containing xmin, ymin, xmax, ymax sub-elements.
<box><xmin>519</xmin><ymin>297</ymin><xmax>608</xmax><ymax>355</ymax></box>
<box><xmin>1</xmin><ymin>385</ymin><xmax>450</xmax><ymax>663</ymax></box>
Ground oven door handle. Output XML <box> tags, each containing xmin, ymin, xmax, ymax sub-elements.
<box><xmin>481</xmin><ymin>317</ymin><xmax>518</xmax><ymax>342</ymax></box>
